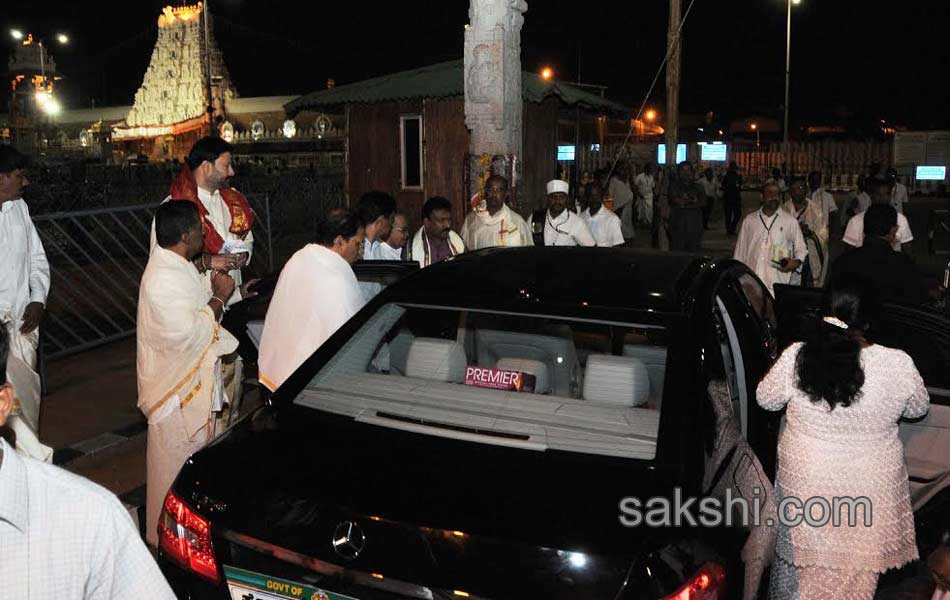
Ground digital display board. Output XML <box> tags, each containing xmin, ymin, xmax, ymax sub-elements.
<box><xmin>915</xmin><ymin>165</ymin><xmax>946</xmax><ymax>180</ymax></box>
<box><xmin>699</xmin><ymin>142</ymin><xmax>728</xmax><ymax>162</ymax></box>
<box><xmin>557</xmin><ymin>145</ymin><xmax>575</xmax><ymax>161</ymax></box>
<box><xmin>657</xmin><ymin>143</ymin><xmax>687</xmax><ymax>164</ymax></box>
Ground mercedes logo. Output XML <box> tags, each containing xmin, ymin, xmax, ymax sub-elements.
<box><xmin>332</xmin><ymin>521</ymin><xmax>366</xmax><ymax>560</ymax></box>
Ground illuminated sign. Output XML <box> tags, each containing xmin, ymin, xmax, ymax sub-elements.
<box><xmin>915</xmin><ymin>165</ymin><xmax>946</xmax><ymax>181</ymax></box>
<box><xmin>657</xmin><ymin>143</ymin><xmax>687</xmax><ymax>164</ymax></box>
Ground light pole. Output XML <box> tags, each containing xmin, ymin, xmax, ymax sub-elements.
<box><xmin>784</xmin><ymin>0</ymin><xmax>801</xmax><ymax>172</ymax></box>
<box><xmin>751</xmin><ymin>123</ymin><xmax>759</xmax><ymax>148</ymax></box>
<box><xmin>203</xmin><ymin>1</ymin><xmax>215</xmax><ymax>133</ymax></box>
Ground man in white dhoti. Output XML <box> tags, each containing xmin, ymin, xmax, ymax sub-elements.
<box><xmin>152</xmin><ymin>137</ymin><xmax>259</xmax><ymax>427</ymax></box>
<box><xmin>608</xmin><ymin>164</ymin><xmax>636</xmax><ymax>239</ymax></box>
<box><xmin>405</xmin><ymin>196</ymin><xmax>466</xmax><ymax>267</ymax></box>
<box><xmin>887</xmin><ymin>167</ymin><xmax>908</xmax><ymax>214</ymax></box>
<box><xmin>0</xmin><ymin>146</ymin><xmax>51</xmax><ymax>462</ymax></box>
<box><xmin>634</xmin><ymin>163</ymin><xmax>656</xmax><ymax>227</ymax></box>
<box><xmin>733</xmin><ymin>182</ymin><xmax>808</xmax><ymax>297</ymax></box>
<box><xmin>137</xmin><ymin>201</ymin><xmax>238</xmax><ymax>546</ymax></box>
<box><xmin>460</xmin><ymin>175</ymin><xmax>532</xmax><ymax>249</ymax></box>
<box><xmin>807</xmin><ymin>171</ymin><xmax>838</xmax><ymax>231</ymax></box>
<box><xmin>579</xmin><ymin>181</ymin><xmax>625</xmax><ymax>247</ymax></box>
<box><xmin>357</xmin><ymin>191</ymin><xmax>396</xmax><ymax>260</ymax></box>
<box><xmin>782</xmin><ymin>177</ymin><xmax>828</xmax><ymax>287</ymax></box>
<box><xmin>527</xmin><ymin>180</ymin><xmax>596</xmax><ymax>247</ymax></box>
<box><xmin>258</xmin><ymin>209</ymin><xmax>367</xmax><ymax>392</ymax></box>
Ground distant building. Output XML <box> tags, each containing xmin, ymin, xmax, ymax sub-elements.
<box><xmin>287</xmin><ymin>59</ymin><xmax>628</xmax><ymax>227</ymax></box>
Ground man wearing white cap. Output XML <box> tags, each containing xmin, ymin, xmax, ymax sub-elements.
<box><xmin>527</xmin><ymin>180</ymin><xmax>596</xmax><ymax>247</ymax></box>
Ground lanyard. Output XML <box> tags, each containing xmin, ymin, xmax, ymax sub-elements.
<box><xmin>759</xmin><ymin>212</ymin><xmax>779</xmax><ymax>237</ymax></box>
<box><xmin>547</xmin><ymin>213</ymin><xmax>571</xmax><ymax>245</ymax></box>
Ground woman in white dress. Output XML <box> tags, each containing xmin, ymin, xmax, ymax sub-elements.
<box><xmin>757</xmin><ymin>281</ymin><xmax>930</xmax><ymax>599</ymax></box>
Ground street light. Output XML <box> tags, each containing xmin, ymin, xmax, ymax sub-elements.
<box><xmin>10</xmin><ymin>29</ymin><xmax>24</xmax><ymax>41</ymax></box>
<box><xmin>540</xmin><ymin>66</ymin><xmax>554</xmax><ymax>81</ymax></box>
<box><xmin>644</xmin><ymin>109</ymin><xmax>657</xmax><ymax>122</ymax></box>
<box><xmin>56</xmin><ymin>33</ymin><xmax>69</xmax><ymax>44</ymax></box>
<box><xmin>751</xmin><ymin>122</ymin><xmax>760</xmax><ymax>147</ymax></box>
<box><xmin>784</xmin><ymin>0</ymin><xmax>801</xmax><ymax>167</ymax></box>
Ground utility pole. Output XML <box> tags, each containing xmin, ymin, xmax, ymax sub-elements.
<box><xmin>203</xmin><ymin>0</ymin><xmax>215</xmax><ymax>134</ymax></box>
<box><xmin>783</xmin><ymin>0</ymin><xmax>792</xmax><ymax>174</ymax></box>
<box><xmin>665</xmin><ymin>0</ymin><xmax>682</xmax><ymax>170</ymax></box>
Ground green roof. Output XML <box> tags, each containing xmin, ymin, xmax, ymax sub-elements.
<box><xmin>285</xmin><ymin>60</ymin><xmax>627</xmax><ymax>114</ymax></box>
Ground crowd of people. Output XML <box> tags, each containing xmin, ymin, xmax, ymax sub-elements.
<box><xmin>1</xmin><ymin>136</ymin><xmax>949</xmax><ymax>599</ymax></box>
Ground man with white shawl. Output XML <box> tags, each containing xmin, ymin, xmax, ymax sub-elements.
<box><xmin>460</xmin><ymin>175</ymin><xmax>532</xmax><ymax>250</ymax></box>
<box><xmin>137</xmin><ymin>201</ymin><xmax>238</xmax><ymax>546</ymax></box>
<box><xmin>405</xmin><ymin>196</ymin><xmax>466</xmax><ymax>267</ymax></box>
<box><xmin>258</xmin><ymin>209</ymin><xmax>367</xmax><ymax>392</ymax></box>
<box><xmin>0</xmin><ymin>146</ymin><xmax>52</xmax><ymax>462</ymax></box>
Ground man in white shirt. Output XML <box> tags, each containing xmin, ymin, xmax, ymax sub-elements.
<box><xmin>843</xmin><ymin>178</ymin><xmax>914</xmax><ymax>252</ymax></box>
<box><xmin>0</xmin><ymin>146</ymin><xmax>51</xmax><ymax>462</ymax></box>
<box><xmin>527</xmin><ymin>180</ymin><xmax>596</xmax><ymax>247</ymax></box>
<box><xmin>807</xmin><ymin>171</ymin><xmax>837</xmax><ymax>230</ymax></box>
<box><xmin>0</xmin><ymin>327</ymin><xmax>176</xmax><ymax>599</ymax></box>
<box><xmin>634</xmin><ymin>163</ymin><xmax>657</xmax><ymax>227</ymax></box>
<box><xmin>782</xmin><ymin>178</ymin><xmax>828</xmax><ymax>287</ymax></box>
<box><xmin>697</xmin><ymin>167</ymin><xmax>719</xmax><ymax>230</ymax></box>
<box><xmin>579</xmin><ymin>181</ymin><xmax>624</xmax><ymax>247</ymax></box>
<box><xmin>378</xmin><ymin>212</ymin><xmax>409</xmax><ymax>260</ymax></box>
<box><xmin>356</xmin><ymin>191</ymin><xmax>396</xmax><ymax>260</ymax></box>
<box><xmin>138</xmin><ymin>202</ymin><xmax>239</xmax><ymax>546</ymax></box>
<box><xmin>259</xmin><ymin>209</ymin><xmax>366</xmax><ymax>393</ymax></box>
<box><xmin>460</xmin><ymin>175</ymin><xmax>532</xmax><ymax>249</ymax></box>
<box><xmin>733</xmin><ymin>182</ymin><xmax>808</xmax><ymax>296</ymax></box>
<box><xmin>887</xmin><ymin>168</ymin><xmax>908</xmax><ymax>214</ymax></box>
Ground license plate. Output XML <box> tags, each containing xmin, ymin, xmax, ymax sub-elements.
<box><xmin>224</xmin><ymin>565</ymin><xmax>360</xmax><ymax>600</ymax></box>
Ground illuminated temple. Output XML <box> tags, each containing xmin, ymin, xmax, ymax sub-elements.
<box><xmin>111</xmin><ymin>3</ymin><xmax>237</xmax><ymax>156</ymax></box>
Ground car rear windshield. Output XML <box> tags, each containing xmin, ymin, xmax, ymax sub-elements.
<box><xmin>296</xmin><ymin>303</ymin><xmax>668</xmax><ymax>459</ymax></box>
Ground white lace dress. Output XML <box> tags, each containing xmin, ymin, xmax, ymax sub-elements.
<box><xmin>757</xmin><ymin>342</ymin><xmax>930</xmax><ymax>599</ymax></box>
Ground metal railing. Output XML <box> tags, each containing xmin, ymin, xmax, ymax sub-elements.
<box><xmin>34</xmin><ymin>194</ymin><xmax>274</xmax><ymax>360</ymax></box>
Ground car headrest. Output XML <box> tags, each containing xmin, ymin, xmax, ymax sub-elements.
<box><xmin>406</xmin><ymin>338</ymin><xmax>467</xmax><ymax>383</ymax></box>
<box><xmin>583</xmin><ymin>355</ymin><xmax>650</xmax><ymax>407</ymax></box>
<box><xmin>495</xmin><ymin>358</ymin><xmax>551</xmax><ymax>394</ymax></box>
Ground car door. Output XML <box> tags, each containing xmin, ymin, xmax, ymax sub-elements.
<box><xmin>711</xmin><ymin>268</ymin><xmax>781</xmax><ymax>477</ymax></box>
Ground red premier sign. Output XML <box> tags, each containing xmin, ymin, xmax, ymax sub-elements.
<box><xmin>464</xmin><ymin>366</ymin><xmax>536</xmax><ymax>393</ymax></box>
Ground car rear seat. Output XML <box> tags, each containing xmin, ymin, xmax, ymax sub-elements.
<box><xmin>476</xmin><ymin>329</ymin><xmax>579</xmax><ymax>397</ymax></box>
<box><xmin>583</xmin><ymin>354</ymin><xmax>651</xmax><ymax>407</ymax></box>
<box><xmin>495</xmin><ymin>358</ymin><xmax>551</xmax><ymax>394</ymax></box>
<box><xmin>405</xmin><ymin>338</ymin><xmax>467</xmax><ymax>383</ymax></box>
<box><xmin>622</xmin><ymin>345</ymin><xmax>666</xmax><ymax>407</ymax></box>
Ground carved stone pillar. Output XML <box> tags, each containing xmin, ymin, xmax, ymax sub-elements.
<box><xmin>464</xmin><ymin>0</ymin><xmax>527</xmax><ymax>208</ymax></box>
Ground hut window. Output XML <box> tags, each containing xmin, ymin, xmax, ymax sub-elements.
<box><xmin>400</xmin><ymin>115</ymin><xmax>423</xmax><ymax>189</ymax></box>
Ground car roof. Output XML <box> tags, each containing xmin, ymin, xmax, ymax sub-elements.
<box><xmin>384</xmin><ymin>247</ymin><xmax>712</xmax><ymax>314</ymax></box>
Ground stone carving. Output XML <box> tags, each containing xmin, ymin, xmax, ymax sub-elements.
<box><xmin>464</xmin><ymin>0</ymin><xmax>526</xmax><ymax>156</ymax></box>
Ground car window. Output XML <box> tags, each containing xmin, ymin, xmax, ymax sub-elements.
<box><xmin>735</xmin><ymin>273</ymin><xmax>778</xmax><ymax>361</ymax></box>
<box><xmin>297</xmin><ymin>303</ymin><xmax>670</xmax><ymax>459</ymax></box>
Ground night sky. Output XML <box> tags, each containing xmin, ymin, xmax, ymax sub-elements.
<box><xmin>4</xmin><ymin>1</ymin><xmax>949</xmax><ymax>130</ymax></box>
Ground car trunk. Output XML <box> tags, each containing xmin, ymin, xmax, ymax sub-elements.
<box><xmin>174</xmin><ymin>403</ymin><xmax>686</xmax><ymax>600</ymax></box>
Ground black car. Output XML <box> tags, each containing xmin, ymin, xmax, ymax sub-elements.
<box><xmin>156</xmin><ymin>247</ymin><xmax>789</xmax><ymax>600</ymax></box>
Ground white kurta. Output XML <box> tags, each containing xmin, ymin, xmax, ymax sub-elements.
<box><xmin>258</xmin><ymin>244</ymin><xmax>366</xmax><ymax>392</ymax></box>
<box><xmin>151</xmin><ymin>189</ymin><xmax>253</xmax><ymax>305</ymax></box>
<box><xmin>526</xmin><ymin>210</ymin><xmax>596</xmax><ymax>247</ymax></box>
<box><xmin>842</xmin><ymin>211</ymin><xmax>913</xmax><ymax>251</ymax></box>
<box><xmin>891</xmin><ymin>182</ymin><xmax>908</xmax><ymax>214</ymax></box>
<box><xmin>377</xmin><ymin>241</ymin><xmax>403</xmax><ymax>260</ymax></box>
<box><xmin>460</xmin><ymin>204</ymin><xmax>532</xmax><ymax>250</ymax></box>
<box><xmin>579</xmin><ymin>207</ymin><xmax>625</xmax><ymax>247</ymax></box>
<box><xmin>363</xmin><ymin>239</ymin><xmax>385</xmax><ymax>260</ymax></box>
<box><xmin>137</xmin><ymin>246</ymin><xmax>238</xmax><ymax>545</ymax></box>
<box><xmin>807</xmin><ymin>188</ymin><xmax>837</xmax><ymax>224</ymax></box>
<box><xmin>608</xmin><ymin>176</ymin><xmax>636</xmax><ymax>237</ymax></box>
<box><xmin>634</xmin><ymin>173</ymin><xmax>656</xmax><ymax>224</ymax></box>
<box><xmin>733</xmin><ymin>208</ymin><xmax>808</xmax><ymax>296</ymax></box>
<box><xmin>0</xmin><ymin>198</ymin><xmax>51</xmax><ymax>462</ymax></box>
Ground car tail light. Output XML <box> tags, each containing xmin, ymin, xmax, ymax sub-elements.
<box><xmin>662</xmin><ymin>562</ymin><xmax>726</xmax><ymax>600</ymax></box>
<box><xmin>158</xmin><ymin>490</ymin><xmax>220</xmax><ymax>583</ymax></box>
